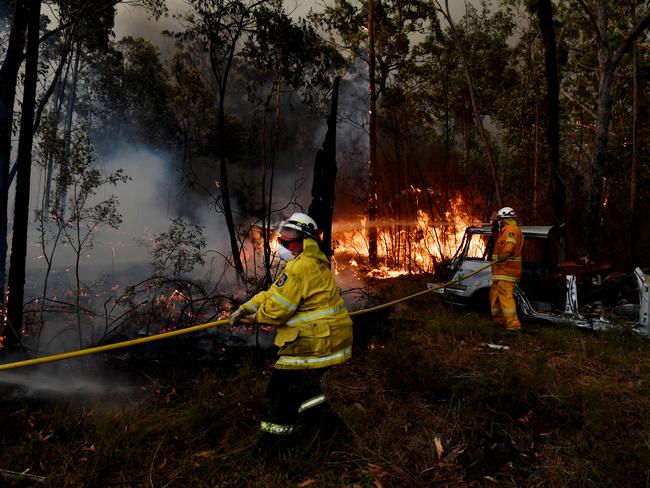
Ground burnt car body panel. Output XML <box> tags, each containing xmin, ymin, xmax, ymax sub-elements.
<box><xmin>434</xmin><ymin>225</ymin><xmax>647</xmax><ymax>334</ymax></box>
<box><xmin>438</xmin><ymin>224</ymin><xmax>559</xmax><ymax>309</ymax></box>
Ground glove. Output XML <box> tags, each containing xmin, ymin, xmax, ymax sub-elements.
<box><xmin>228</xmin><ymin>308</ymin><xmax>245</xmax><ymax>327</ymax></box>
<box><xmin>242</xmin><ymin>313</ymin><xmax>257</xmax><ymax>324</ymax></box>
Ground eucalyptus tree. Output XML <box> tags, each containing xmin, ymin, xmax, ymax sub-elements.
<box><xmin>410</xmin><ymin>1</ymin><xmax>518</xmax><ymax>220</ymax></box>
<box><xmin>314</xmin><ymin>0</ymin><xmax>434</xmax><ymax>266</ymax></box>
<box><xmin>533</xmin><ymin>0</ymin><xmax>566</xmax><ymax>238</ymax></box>
<box><xmin>6</xmin><ymin>0</ymin><xmax>41</xmax><ymax>344</ymax></box>
<box><xmin>86</xmin><ymin>36</ymin><xmax>175</xmax><ymax>148</ymax></box>
<box><xmin>434</xmin><ymin>0</ymin><xmax>519</xmax><ymax>209</ymax></box>
<box><xmin>0</xmin><ymin>0</ymin><xmax>164</xmax><ymax>348</ymax></box>
<box><xmin>573</xmin><ymin>0</ymin><xmax>650</xmax><ymax>257</ymax></box>
<box><xmin>242</xmin><ymin>0</ymin><xmax>340</xmax><ymax>284</ymax></box>
<box><xmin>482</xmin><ymin>1</ymin><xmax>561</xmax><ymax>224</ymax></box>
<box><xmin>506</xmin><ymin>0</ymin><xmax>568</xmax><ymax>259</ymax></box>
<box><xmin>49</xmin><ymin>131</ymin><xmax>129</xmax><ymax>348</ymax></box>
<box><xmin>167</xmin><ymin>57</ymin><xmax>218</xmax><ymax>167</ymax></box>
<box><xmin>0</xmin><ymin>0</ymin><xmax>36</xmax><ymax>345</ymax></box>
<box><xmin>177</xmin><ymin>0</ymin><xmax>266</xmax><ymax>282</ymax></box>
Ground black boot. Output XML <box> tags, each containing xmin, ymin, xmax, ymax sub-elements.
<box><xmin>255</xmin><ymin>432</ymin><xmax>291</xmax><ymax>460</ymax></box>
<box><xmin>299</xmin><ymin>404</ymin><xmax>340</xmax><ymax>446</ymax></box>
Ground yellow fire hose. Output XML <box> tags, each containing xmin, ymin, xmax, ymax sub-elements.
<box><xmin>0</xmin><ymin>261</ymin><xmax>495</xmax><ymax>372</ymax></box>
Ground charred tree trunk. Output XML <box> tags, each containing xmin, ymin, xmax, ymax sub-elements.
<box><xmin>534</xmin><ymin>0</ymin><xmax>567</xmax><ymax>260</ymax></box>
<box><xmin>629</xmin><ymin>0</ymin><xmax>639</xmax><ymax>267</ymax></box>
<box><xmin>309</xmin><ymin>76</ymin><xmax>340</xmax><ymax>261</ymax></box>
<box><xmin>0</xmin><ymin>0</ymin><xmax>30</xmax><ymax>345</ymax></box>
<box><xmin>367</xmin><ymin>0</ymin><xmax>378</xmax><ymax>266</ymax></box>
<box><xmin>533</xmin><ymin>103</ymin><xmax>540</xmax><ymax>221</ymax></box>
<box><xmin>585</xmin><ymin>47</ymin><xmax>615</xmax><ymax>259</ymax></box>
<box><xmin>217</xmin><ymin>90</ymin><xmax>245</xmax><ymax>280</ymax></box>
<box><xmin>261</xmin><ymin>81</ymin><xmax>281</xmax><ymax>286</ymax></box>
<box><xmin>6</xmin><ymin>0</ymin><xmax>42</xmax><ymax>345</ymax></box>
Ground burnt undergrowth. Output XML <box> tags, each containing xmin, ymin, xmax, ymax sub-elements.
<box><xmin>1</xmin><ymin>276</ymin><xmax>650</xmax><ymax>486</ymax></box>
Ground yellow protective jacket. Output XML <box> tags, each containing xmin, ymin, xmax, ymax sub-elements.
<box><xmin>240</xmin><ymin>238</ymin><xmax>353</xmax><ymax>370</ymax></box>
<box><xmin>491</xmin><ymin>218</ymin><xmax>523</xmax><ymax>282</ymax></box>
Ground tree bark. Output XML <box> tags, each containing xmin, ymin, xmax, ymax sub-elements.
<box><xmin>629</xmin><ymin>0</ymin><xmax>639</xmax><ymax>266</ymax></box>
<box><xmin>535</xmin><ymin>0</ymin><xmax>567</xmax><ymax>260</ymax></box>
<box><xmin>0</xmin><ymin>0</ymin><xmax>30</xmax><ymax>345</ymax></box>
<box><xmin>6</xmin><ymin>0</ymin><xmax>42</xmax><ymax>346</ymax></box>
<box><xmin>580</xmin><ymin>0</ymin><xmax>650</xmax><ymax>257</ymax></box>
<box><xmin>309</xmin><ymin>76</ymin><xmax>340</xmax><ymax>261</ymax></box>
<box><xmin>438</xmin><ymin>0</ymin><xmax>502</xmax><ymax>207</ymax></box>
<box><xmin>57</xmin><ymin>41</ymin><xmax>81</xmax><ymax>217</ymax></box>
<box><xmin>367</xmin><ymin>0</ymin><xmax>378</xmax><ymax>266</ymax></box>
<box><xmin>203</xmin><ymin>1</ymin><xmax>253</xmax><ymax>281</ymax></box>
<box><xmin>217</xmin><ymin>90</ymin><xmax>245</xmax><ymax>280</ymax></box>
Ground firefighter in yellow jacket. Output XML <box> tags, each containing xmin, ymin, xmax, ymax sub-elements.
<box><xmin>491</xmin><ymin>207</ymin><xmax>524</xmax><ymax>331</ymax></box>
<box><xmin>228</xmin><ymin>212</ymin><xmax>353</xmax><ymax>455</ymax></box>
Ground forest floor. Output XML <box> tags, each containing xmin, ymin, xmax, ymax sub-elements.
<box><xmin>1</xmin><ymin>276</ymin><xmax>650</xmax><ymax>487</ymax></box>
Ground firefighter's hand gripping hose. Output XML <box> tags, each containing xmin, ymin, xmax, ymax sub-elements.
<box><xmin>0</xmin><ymin>261</ymin><xmax>496</xmax><ymax>372</ymax></box>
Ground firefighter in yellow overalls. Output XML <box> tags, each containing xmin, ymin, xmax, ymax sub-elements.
<box><xmin>490</xmin><ymin>207</ymin><xmax>524</xmax><ymax>331</ymax></box>
<box><xmin>228</xmin><ymin>212</ymin><xmax>353</xmax><ymax>456</ymax></box>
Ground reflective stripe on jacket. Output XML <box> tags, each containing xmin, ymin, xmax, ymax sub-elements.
<box><xmin>491</xmin><ymin>219</ymin><xmax>523</xmax><ymax>282</ymax></box>
<box><xmin>241</xmin><ymin>238</ymin><xmax>353</xmax><ymax>370</ymax></box>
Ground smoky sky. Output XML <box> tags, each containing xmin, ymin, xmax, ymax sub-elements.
<box><xmin>114</xmin><ymin>0</ymin><xmax>476</xmax><ymax>45</ymax></box>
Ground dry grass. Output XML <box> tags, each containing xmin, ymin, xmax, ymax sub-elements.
<box><xmin>1</xmin><ymin>276</ymin><xmax>650</xmax><ymax>486</ymax></box>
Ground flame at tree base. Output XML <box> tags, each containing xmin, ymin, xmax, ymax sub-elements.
<box><xmin>332</xmin><ymin>194</ymin><xmax>482</xmax><ymax>278</ymax></box>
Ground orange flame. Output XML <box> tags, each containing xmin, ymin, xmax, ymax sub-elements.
<box><xmin>332</xmin><ymin>193</ymin><xmax>482</xmax><ymax>277</ymax></box>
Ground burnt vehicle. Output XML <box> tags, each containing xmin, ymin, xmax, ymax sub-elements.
<box><xmin>431</xmin><ymin>224</ymin><xmax>650</xmax><ymax>335</ymax></box>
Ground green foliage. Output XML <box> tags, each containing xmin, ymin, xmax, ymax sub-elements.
<box><xmin>53</xmin><ymin>131</ymin><xmax>129</xmax><ymax>238</ymax></box>
<box><xmin>243</xmin><ymin>0</ymin><xmax>340</xmax><ymax>91</ymax></box>
<box><xmin>87</xmin><ymin>36</ymin><xmax>175</xmax><ymax>147</ymax></box>
<box><xmin>142</xmin><ymin>217</ymin><xmax>207</xmax><ymax>278</ymax></box>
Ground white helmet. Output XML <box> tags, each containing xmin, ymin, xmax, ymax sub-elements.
<box><xmin>497</xmin><ymin>206</ymin><xmax>517</xmax><ymax>219</ymax></box>
<box><xmin>281</xmin><ymin>212</ymin><xmax>318</xmax><ymax>239</ymax></box>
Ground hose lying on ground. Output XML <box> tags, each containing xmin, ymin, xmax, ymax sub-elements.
<box><xmin>0</xmin><ymin>262</ymin><xmax>494</xmax><ymax>371</ymax></box>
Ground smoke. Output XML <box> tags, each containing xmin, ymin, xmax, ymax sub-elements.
<box><xmin>0</xmin><ymin>359</ymin><xmax>137</xmax><ymax>400</ymax></box>
<box><xmin>27</xmin><ymin>141</ymin><xmax>235</xmax><ymax>280</ymax></box>
<box><xmin>114</xmin><ymin>2</ymin><xmax>184</xmax><ymax>54</ymax></box>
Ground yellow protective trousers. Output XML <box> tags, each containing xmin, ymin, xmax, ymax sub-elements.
<box><xmin>490</xmin><ymin>280</ymin><xmax>521</xmax><ymax>330</ymax></box>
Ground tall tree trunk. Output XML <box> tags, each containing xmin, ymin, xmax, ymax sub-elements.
<box><xmin>438</xmin><ymin>0</ymin><xmax>502</xmax><ymax>206</ymax></box>
<box><xmin>262</xmin><ymin>80</ymin><xmax>281</xmax><ymax>286</ymax></box>
<box><xmin>258</xmin><ymin>90</ymin><xmax>272</xmax><ymax>284</ymax></box>
<box><xmin>309</xmin><ymin>76</ymin><xmax>340</xmax><ymax>261</ymax></box>
<box><xmin>629</xmin><ymin>0</ymin><xmax>639</xmax><ymax>267</ymax></box>
<box><xmin>217</xmin><ymin>90</ymin><xmax>245</xmax><ymax>280</ymax></box>
<box><xmin>41</xmin><ymin>33</ymin><xmax>74</xmax><ymax>220</ymax></box>
<box><xmin>0</xmin><ymin>0</ymin><xmax>30</xmax><ymax>346</ymax></box>
<box><xmin>205</xmin><ymin>4</ymin><xmax>248</xmax><ymax>282</ymax></box>
<box><xmin>367</xmin><ymin>0</ymin><xmax>378</xmax><ymax>266</ymax></box>
<box><xmin>6</xmin><ymin>0</ymin><xmax>42</xmax><ymax>345</ymax></box>
<box><xmin>580</xmin><ymin>0</ymin><xmax>650</xmax><ymax>257</ymax></box>
<box><xmin>57</xmin><ymin>41</ymin><xmax>81</xmax><ymax>217</ymax></box>
<box><xmin>535</xmin><ymin>0</ymin><xmax>567</xmax><ymax>260</ymax></box>
<box><xmin>584</xmin><ymin>1</ymin><xmax>613</xmax><ymax>258</ymax></box>
<box><xmin>533</xmin><ymin>103</ymin><xmax>540</xmax><ymax>221</ymax></box>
